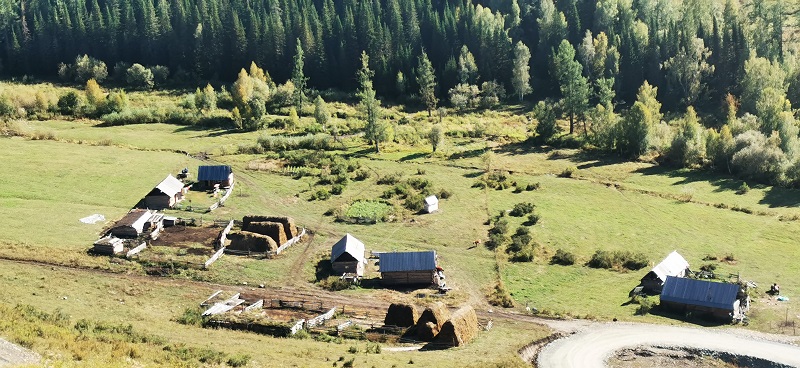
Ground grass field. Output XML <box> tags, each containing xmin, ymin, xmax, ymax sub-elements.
<box><xmin>3</xmin><ymin>81</ymin><xmax>800</xmax><ymax>364</ymax></box>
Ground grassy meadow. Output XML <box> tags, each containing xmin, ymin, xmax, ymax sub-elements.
<box><xmin>2</xmin><ymin>81</ymin><xmax>800</xmax><ymax>364</ymax></box>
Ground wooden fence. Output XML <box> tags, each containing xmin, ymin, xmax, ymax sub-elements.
<box><xmin>274</xmin><ymin>228</ymin><xmax>306</xmax><ymax>255</ymax></box>
<box><xmin>290</xmin><ymin>319</ymin><xmax>306</xmax><ymax>335</ymax></box>
<box><xmin>218</xmin><ymin>220</ymin><xmax>234</xmax><ymax>250</ymax></box>
<box><xmin>306</xmin><ymin>307</ymin><xmax>337</xmax><ymax>328</ymax></box>
<box><xmin>245</xmin><ymin>299</ymin><xmax>264</xmax><ymax>312</ymax></box>
<box><xmin>126</xmin><ymin>242</ymin><xmax>147</xmax><ymax>258</ymax></box>
<box><xmin>204</xmin><ymin>247</ymin><xmax>225</xmax><ymax>268</ymax></box>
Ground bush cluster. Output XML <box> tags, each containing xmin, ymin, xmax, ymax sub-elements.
<box><xmin>550</xmin><ymin>249</ymin><xmax>576</xmax><ymax>265</ymax></box>
<box><xmin>587</xmin><ymin>250</ymin><xmax>648</xmax><ymax>271</ymax></box>
<box><xmin>509</xmin><ymin>202</ymin><xmax>535</xmax><ymax>217</ymax></box>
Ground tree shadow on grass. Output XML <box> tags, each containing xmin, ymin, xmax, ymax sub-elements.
<box><xmin>633</xmin><ymin>166</ymin><xmax>747</xmax><ymax>194</ymax></box>
<box><xmin>449</xmin><ymin>148</ymin><xmax>487</xmax><ymax>160</ymax></box>
<box><xmin>759</xmin><ymin>186</ymin><xmax>800</xmax><ymax>208</ymax></box>
<box><xmin>463</xmin><ymin>171</ymin><xmax>484</xmax><ymax>178</ymax></box>
<box><xmin>399</xmin><ymin>152</ymin><xmax>428</xmax><ymax>162</ymax></box>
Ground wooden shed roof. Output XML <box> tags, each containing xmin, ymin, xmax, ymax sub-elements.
<box><xmin>331</xmin><ymin>233</ymin><xmax>366</xmax><ymax>264</ymax></box>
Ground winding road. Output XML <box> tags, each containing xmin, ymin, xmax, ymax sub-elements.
<box><xmin>537</xmin><ymin>322</ymin><xmax>800</xmax><ymax>368</ymax></box>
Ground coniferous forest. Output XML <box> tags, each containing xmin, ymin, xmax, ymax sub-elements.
<box><xmin>3</xmin><ymin>0</ymin><xmax>800</xmax><ymax>185</ymax></box>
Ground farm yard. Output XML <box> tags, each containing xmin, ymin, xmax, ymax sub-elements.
<box><xmin>2</xmin><ymin>81</ymin><xmax>800</xmax><ymax>366</ymax></box>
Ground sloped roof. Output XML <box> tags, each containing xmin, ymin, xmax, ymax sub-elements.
<box><xmin>331</xmin><ymin>233</ymin><xmax>366</xmax><ymax>264</ymax></box>
<box><xmin>114</xmin><ymin>209</ymin><xmax>152</xmax><ymax>228</ymax></box>
<box><xmin>153</xmin><ymin>174</ymin><xmax>184</xmax><ymax>197</ymax></box>
<box><xmin>198</xmin><ymin>165</ymin><xmax>232</xmax><ymax>181</ymax></box>
<box><xmin>424</xmin><ymin>195</ymin><xmax>438</xmax><ymax>205</ymax></box>
<box><xmin>646</xmin><ymin>251</ymin><xmax>689</xmax><ymax>282</ymax></box>
<box><xmin>660</xmin><ymin>276</ymin><xmax>739</xmax><ymax>311</ymax></box>
<box><xmin>379</xmin><ymin>251</ymin><xmax>436</xmax><ymax>272</ymax></box>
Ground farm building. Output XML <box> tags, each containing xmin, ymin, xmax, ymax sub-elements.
<box><xmin>660</xmin><ymin>276</ymin><xmax>749</xmax><ymax>321</ymax></box>
<box><xmin>143</xmin><ymin>174</ymin><xmax>186</xmax><ymax>209</ymax></box>
<box><xmin>424</xmin><ymin>195</ymin><xmax>439</xmax><ymax>213</ymax></box>
<box><xmin>92</xmin><ymin>236</ymin><xmax>125</xmax><ymax>255</ymax></box>
<box><xmin>640</xmin><ymin>251</ymin><xmax>690</xmax><ymax>293</ymax></box>
<box><xmin>330</xmin><ymin>234</ymin><xmax>366</xmax><ymax>277</ymax></box>
<box><xmin>379</xmin><ymin>251</ymin><xmax>438</xmax><ymax>286</ymax></box>
<box><xmin>197</xmin><ymin>165</ymin><xmax>234</xmax><ymax>188</ymax></box>
<box><xmin>109</xmin><ymin>209</ymin><xmax>163</xmax><ymax>238</ymax></box>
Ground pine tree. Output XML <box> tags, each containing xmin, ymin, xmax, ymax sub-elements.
<box><xmin>552</xmin><ymin>40</ymin><xmax>590</xmax><ymax>134</ymax></box>
<box><xmin>358</xmin><ymin>52</ymin><xmax>385</xmax><ymax>152</ymax></box>
<box><xmin>416</xmin><ymin>51</ymin><xmax>438</xmax><ymax>117</ymax></box>
<box><xmin>291</xmin><ymin>38</ymin><xmax>307</xmax><ymax>110</ymax></box>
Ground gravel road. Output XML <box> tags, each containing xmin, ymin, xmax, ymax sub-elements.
<box><xmin>537</xmin><ymin>322</ymin><xmax>800</xmax><ymax>368</ymax></box>
<box><xmin>0</xmin><ymin>338</ymin><xmax>40</xmax><ymax>367</ymax></box>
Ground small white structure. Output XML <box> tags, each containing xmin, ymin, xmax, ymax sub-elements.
<box><xmin>424</xmin><ymin>195</ymin><xmax>439</xmax><ymax>213</ymax></box>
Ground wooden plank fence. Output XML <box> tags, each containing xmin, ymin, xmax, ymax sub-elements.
<box><xmin>306</xmin><ymin>307</ymin><xmax>336</xmax><ymax>328</ymax></box>
<box><xmin>218</xmin><ymin>220</ymin><xmax>234</xmax><ymax>250</ymax></box>
<box><xmin>275</xmin><ymin>228</ymin><xmax>306</xmax><ymax>255</ymax></box>
<box><xmin>126</xmin><ymin>242</ymin><xmax>147</xmax><ymax>258</ymax></box>
<box><xmin>245</xmin><ymin>299</ymin><xmax>264</xmax><ymax>312</ymax></box>
<box><xmin>290</xmin><ymin>319</ymin><xmax>306</xmax><ymax>335</ymax></box>
<box><xmin>204</xmin><ymin>247</ymin><xmax>225</xmax><ymax>268</ymax></box>
<box><xmin>207</xmin><ymin>182</ymin><xmax>235</xmax><ymax>213</ymax></box>
<box><xmin>200</xmin><ymin>290</ymin><xmax>223</xmax><ymax>306</ymax></box>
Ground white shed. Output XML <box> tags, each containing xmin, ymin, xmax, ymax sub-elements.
<box><xmin>424</xmin><ymin>195</ymin><xmax>439</xmax><ymax>213</ymax></box>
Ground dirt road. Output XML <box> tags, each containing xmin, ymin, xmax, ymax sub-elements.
<box><xmin>537</xmin><ymin>322</ymin><xmax>800</xmax><ymax>368</ymax></box>
<box><xmin>0</xmin><ymin>338</ymin><xmax>39</xmax><ymax>367</ymax></box>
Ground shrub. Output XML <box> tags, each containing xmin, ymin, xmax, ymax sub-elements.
<box><xmin>377</xmin><ymin>172</ymin><xmax>403</xmax><ymax>185</ymax></box>
<box><xmin>489</xmin><ymin>218</ymin><xmax>509</xmax><ymax>235</ymax></box>
<box><xmin>406</xmin><ymin>177</ymin><xmax>432</xmax><ymax>192</ymax></box>
<box><xmin>227</xmin><ymin>354</ymin><xmax>251</xmax><ymax>367</ymax></box>
<box><xmin>525</xmin><ymin>213</ymin><xmax>540</xmax><ymax>225</ymax></box>
<box><xmin>634</xmin><ymin>295</ymin><xmax>656</xmax><ymax>315</ymax></box>
<box><xmin>508</xmin><ymin>227</ymin><xmax>532</xmax><ymax>253</ymax></box>
<box><xmin>509</xmin><ymin>202</ymin><xmax>535</xmax><ymax>217</ymax></box>
<box><xmin>331</xmin><ymin>184</ymin><xmax>345</xmax><ymax>195</ymax></box>
<box><xmin>559</xmin><ymin>166</ymin><xmax>577</xmax><ymax>178</ymax></box>
<box><xmin>319</xmin><ymin>276</ymin><xmax>353</xmax><ymax>291</ymax></box>
<box><xmin>736</xmin><ymin>182</ymin><xmax>750</xmax><ymax>195</ymax></box>
<box><xmin>485</xmin><ymin>233</ymin><xmax>507</xmax><ymax>251</ymax></box>
<box><xmin>526</xmin><ymin>182</ymin><xmax>541</xmax><ymax>191</ymax></box>
<box><xmin>551</xmin><ymin>249</ymin><xmax>576</xmax><ymax>265</ymax></box>
<box><xmin>59</xmin><ymin>54</ymin><xmax>108</xmax><ymax>83</ymax></box>
<box><xmin>587</xmin><ymin>250</ymin><xmax>614</xmax><ymax>269</ymax></box>
<box><xmin>311</xmin><ymin>188</ymin><xmax>331</xmax><ymax>201</ymax></box>
<box><xmin>151</xmin><ymin>65</ymin><xmax>170</xmax><ymax>85</ymax></box>
<box><xmin>487</xmin><ymin>281</ymin><xmax>514</xmax><ymax>308</ymax></box>
<box><xmin>0</xmin><ymin>95</ymin><xmax>16</xmax><ymax>118</ymax></box>
<box><xmin>699</xmin><ymin>263</ymin><xmax>717</xmax><ymax>272</ymax></box>
<box><xmin>126</xmin><ymin>63</ymin><xmax>154</xmax><ymax>89</ymax></box>
<box><xmin>57</xmin><ymin>91</ymin><xmax>83</xmax><ymax>116</ymax></box>
<box><xmin>723</xmin><ymin>253</ymin><xmax>736</xmax><ymax>262</ymax></box>
<box><xmin>403</xmin><ymin>193</ymin><xmax>425</xmax><ymax>212</ymax></box>
<box><xmin>438</xmin><ymin>189</ymin><xmax>453</xmax><ymax>199</ymax></box>
<box><xmin>257</xmin><ymin>134</ymin><xmax>334</xmax><ymax>151</ymax></box>
<box><xmin>619</xmin><ymin>251</ymin><xmax>648</xmax><ymax>270</ymax></box>
<box><xmin>175</xmin><ymin>308</ymin><xmax>204</xmax><ymax>327</ymax></box>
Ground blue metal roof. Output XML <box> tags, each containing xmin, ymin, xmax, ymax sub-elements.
<box><xmin>379</xmin><ymin>251</ymin><xmax>436</xmax><ymax>272</ymax></box>
<box><xmin>197</xmin><ymin>165</ymin><xmax>232</xmax><ymax>181</ymax></box>
<box><xmin>660</xmin><ymin>276</ymin><xmax>739</xmax><ymax>311</ymax></box>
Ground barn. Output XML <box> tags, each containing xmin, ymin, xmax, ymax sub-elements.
<box><xmin>660</xmin><ymin>276</ymin><xmax>748</xmax><ymax>321</ymax></box>
<box><xmin>424</xmin><ymin>195</ymin><xmax>439</xmax><ymax>213</ymax></box>
<box><xmin>109</xmin><ymin>209</ymin><xmax>162</xmax><ymax>238</ymax></box>
<box><xmin>640</xmin><ymin>251</ymin><xmax>690</xmax><ymax>293</ymax></box>
<box><xmin>379</xmin><ymin>251</ymin><xmax>438</xmax><ymax>286</ymax></box>
<box><xmin>197</xmin><ymin>165</ymin><xmax>234</xmax><ymax>188</ymax></box>
<box><xmin>143</xmin><ymin>174</ymin><xmax>186</xmax><ymax>209</ymax></box>
<box><xmin>330</xmin><ymin>234</ymin><xmax>366</xmax><ymax>277</ymax></box>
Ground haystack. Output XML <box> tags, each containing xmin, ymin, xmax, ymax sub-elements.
<box><xmin>244</xmin><ymin>222</ymin><xmax>287</xmax><ymax>245</ymax></box>
<box><xmin>431</xmin><ymin>305</ymin><xmax>478</xmax><ymax>347</ymax></box>
<box><xmin>384</xmin><ymin>303</ymin><xmax>418</xmax><ymax>328</ymax></box>
<box><xmin>227</xmin><ymin>231</ymin><xmax>278</xmax><ymax>252</ymax></box>
<box><xmin>414</xmin><ymin>303</ymin><xmax>450</xmax><ymax>341</ymax></box>
<box><xmin>243</xmin><ymin>215</ymin><xmax>298</xmax><ymax>240</ymax></box>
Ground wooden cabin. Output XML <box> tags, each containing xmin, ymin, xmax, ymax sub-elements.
<box><xmin>143</xmin><ymin>174</ymin><xmax>186</xmax><ymax>209</ymax></box>
<box><xmin>660</xmin><ymin>276</ymin><xmax>748</xmax><ymax>321</ymax></box>
<box><xmin>641</xmin><ymin>251</ymin><xmax>690</xmax><ymax>293</ymax></box>
<box><xmin>379</xmin><ymin>251</ymin><xmax>437</xmax><ymax>286</ymax></box>
<box><xmin>197</xmin><ymin>165</ymin><xmax>234</xmax><ymax>188</ymax></box>
<box><xmin>109</xmin><ymin>209</ymin><xmax>163</xmax><ymax>238</ymax></box>
<box><xmin>330</xmin><ymin>234</ymin><xmax>366</xmax><ymax>277</ymax></box>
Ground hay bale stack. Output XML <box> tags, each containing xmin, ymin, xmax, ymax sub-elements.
<box><xmin>414</xmin><ymin>303</ymin><xmax>450</xmax><ymax>341</ymax></box>
<box><xmin>432</xmin><ymin>306</ymin><xmax>479</xmax><ymax>347</ymax></box>
<box><xmin>227</xmin><ymin>231</ymin><xmax>278</xmax><ymax>252</ymax></box>
<box><xmin>244</xmin><ymin>222</ymin><xmax>287</xmax><ymax>245</ymax></box>
<box><xmin>243</xmin><ymin>215</ymin><xmax>298</xmax><ymax>241</ymax></box>
<box><xmin>384</xmin><ymin>303</ymin><xmax>418</xmax><ymax>328</ymax></box>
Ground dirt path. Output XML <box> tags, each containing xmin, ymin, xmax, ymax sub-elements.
<box><xmin>0</xmin><ymin>338</ymin><xmax>39</xmax><ymax>367</ymax></box>
<box><xmin>536</xmin><ymin>322</ymin><xmax>800</xmax><ymax>368</ymax></box>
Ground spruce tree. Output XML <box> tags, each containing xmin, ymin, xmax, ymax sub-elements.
<box><xmin>416</xmin><ymin>51</ymin><xmax>438</xmax><ymax>117</ymax></box>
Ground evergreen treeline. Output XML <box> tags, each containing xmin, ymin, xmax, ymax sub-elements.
<box><xmin>0</xmin><ymin>0</ymin><xmax>794</xmax><ymax>109</ymax></box>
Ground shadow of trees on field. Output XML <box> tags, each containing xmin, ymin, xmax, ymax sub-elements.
<box><xmin>634</xmin><ymin>166</ymin><xmax>745</xmax><ymax>193</ymax></box>
<box><xmin>759</xmin><ymin>187</ymin><xmax>800</xmax><ymax>208</ymax></box>
<box><xmin>646</xmin><ymin>306</ymin><xmax>729</xmax><ymax>327</ymax></box>
<box><xmin>399</xmin><ymin>152</ymin><xmax>428</xmax><ymax>162</ymax></box>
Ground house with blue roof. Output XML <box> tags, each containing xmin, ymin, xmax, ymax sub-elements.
<box><xmin>197</xmin><ymin>165</ymin><xmax>234</xmax><ymax>188</ymax></box>
<box><xmin>379</xmin><ymin>250</ymin><xmax>438</xmax><ymax>286</ymax></box>
<box><xmin>660</xmin><ymin>276</ymin><xmax>749</xmax><ymax>321</ymax></box>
